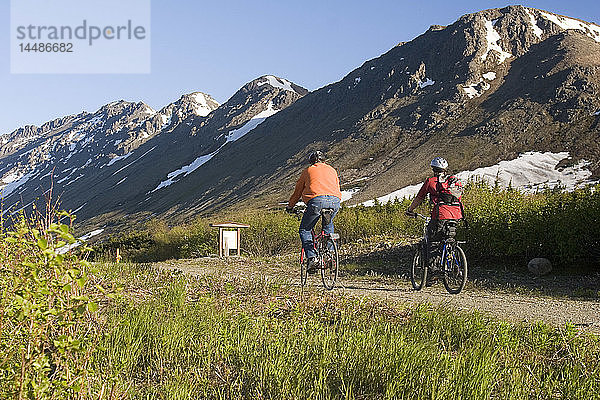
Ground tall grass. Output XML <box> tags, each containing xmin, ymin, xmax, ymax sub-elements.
<box><xmin>93</xmin><ymin>263</ymin><xmax>600</xmax><ymax>399</ymax></box>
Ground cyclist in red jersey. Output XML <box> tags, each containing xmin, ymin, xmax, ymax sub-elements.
<box><xmin>406</xmin><ymin>157</ymin><xmax>464</xmax><ymax>267</ymax></box>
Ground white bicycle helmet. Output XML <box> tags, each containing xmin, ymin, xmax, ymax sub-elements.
<box><xmin>430</xmin><ymin>157</ymin><xmax>448</xmax><ymax>170</ymax></box>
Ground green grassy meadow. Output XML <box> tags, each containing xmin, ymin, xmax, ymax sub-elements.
<box><xmin>2</xmin><ymin>184</ymin><xmax>600</xmax><ymax>399</ymax></box>
<box><xmin>93</xmin><ymin>263</ymin><xmax>600</xmax><ymax>399</ymax></box>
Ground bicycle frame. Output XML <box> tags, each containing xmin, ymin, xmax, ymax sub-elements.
<box><xmin>415</xmin><ymin>213</ymin><xmax>461</xmax><ymax>268</ymax></box>
<box><xmin>410</xmin><ymin>212</ymin><xmax>468</xmax><ymax>294</ymax></box>
<box><xmin>299</xmin><ymin>229</ymin><xmax>327</xmax><ymax>266</ymax></box>
<box><xmin>293</xmin><ymin>205</ymin><xmax>340</xmax><ymax>290</ymax></box>
<box><xmin>300</xmin><ymin>224</ymin><xmax>339</xmax><ymax>265</ymax></box>
<box><xmin>441</xmin><ymin>241</ymin><xmax>454</xmax><ymax>273</ymax></box>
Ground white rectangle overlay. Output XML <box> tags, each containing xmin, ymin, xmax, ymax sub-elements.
<box><xmin>11</xmin><ymin>0</ymin><xmax>151</xmax><ymax>73</ymax></box>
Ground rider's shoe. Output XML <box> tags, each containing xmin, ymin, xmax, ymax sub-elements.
<box><xmin>425</xmin><ymin>275</ymin><xmax>439</xmax><ymax>287</ymax></box>
<box><xmin>429</xmin><ymin>256</ymin><xmax>441</xmax><ymax>273</ymax></box>
<box><xmin>306</xmin><ymin>257</ymin><xmax>318</xmax><ymax>274</ymax></box>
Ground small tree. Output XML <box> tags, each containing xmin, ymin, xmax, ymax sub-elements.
<box><xmin>0</xmin><ymin>211</ymin><xmax>104</xmax><ymax>399</ymax></box>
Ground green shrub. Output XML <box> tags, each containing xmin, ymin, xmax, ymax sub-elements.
<box><xmin>95</xmin><ymin>183</ymin><xmax>600</xmax><ymax>271</ymax></box>
<box><xmin>236</xmin><ymin>211</ymin><xmax>299</xmax><ymax>256</ymax></box>
<box><xmin>463</xmin><ymin>183</ymin><xmax>600</xmax><ymax>270</ymax></box>
<box><xmin>0</xmin><ymin>213</ymin><xmax>103</xmax><ymax>399</ymax></box>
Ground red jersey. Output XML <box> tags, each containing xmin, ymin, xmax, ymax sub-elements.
<box><xmin>416</xmin><ymin>176</ymin><xmax>463</xmax><ymax>220</ymax></box>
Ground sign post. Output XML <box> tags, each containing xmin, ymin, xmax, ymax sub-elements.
<box><xmin>209</xmin><ymin>222</ymin><xmax>250</xmax><ymax>257</ymax></box>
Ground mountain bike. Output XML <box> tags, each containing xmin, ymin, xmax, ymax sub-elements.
<box><xmin>409</xmin><ymin>213</ymin><xmax>467</xmax><ymax>294</ymax></box>
<box><xmin>292</xmin><ymin>205</ymin><xmax>339</xmax><ymax>290</ymax></box>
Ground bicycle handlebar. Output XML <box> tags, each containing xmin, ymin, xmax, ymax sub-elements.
<box><xmin>406</xmin><ymin>211</ymin><xmax>428</xmax><ymax>220</ymax></box>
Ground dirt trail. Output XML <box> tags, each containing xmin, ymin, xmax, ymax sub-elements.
<box><xmin>157</xmin><ymin>256</ymin><xmax>600</xmax><ymax>333</ymax></box>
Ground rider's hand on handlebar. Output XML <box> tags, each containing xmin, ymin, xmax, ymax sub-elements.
<box><xmin>286</xmin><ymin>206</ymin><xmax>295</xmax><ymax>214</ymax></box>
<box><xmin>405</xmin><ymin>209</ymin><xmax>417</xmax><ymax>217</ymax></box>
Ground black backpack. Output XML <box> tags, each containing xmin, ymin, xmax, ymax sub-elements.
<box><xmin>432</xmin><ymin>175</ymin><xmax>465</xmax><ymax>219</ymax></box>
<box><xmin>435</xmin><ymin>175</ymin><xmax>464</xmax><ymax>205</ymax></box>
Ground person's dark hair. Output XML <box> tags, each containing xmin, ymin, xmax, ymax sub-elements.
<box><xmin>309</xmin><ymin>151</ymin><xmax>325</xmax><ymax>164</ymax></box>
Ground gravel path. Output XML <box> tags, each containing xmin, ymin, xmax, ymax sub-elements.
<box><xmin>336</xmin><ymin>278</ymin><xmax>600</xmax><ymax>331</ymax></box>
<box><xmin>157</xmin><ymin>255</ymin><xmax>600</xmax><ymax>333</ymax></box>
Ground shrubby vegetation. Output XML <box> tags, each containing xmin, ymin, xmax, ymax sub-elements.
<box><xmin>0</xmin><ymin>211</ymin><xmax>106</xmax><ymax>399</ymax></box>
<box><xmin>465</xmin><ymin>182</ymin><xmax>600</xmax><ymax>269</ymax></box>
<box><xmin>1</xmin><ymin>189</ymin><xmax>599</xmax><ymax>399</ymax></box>
<box><xmin>98</xmin><ymin>183</ymin><xmax>600</xmax><ymax>271</ymax></box>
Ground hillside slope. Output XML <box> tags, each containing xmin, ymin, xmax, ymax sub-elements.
<box><xmin>140</xmin><ymin>5</ymin><xmax>600</xmax><ymax>217</ymax></box>
<box><xmin>2</xmin><ymin>6</ymin><xmax>599</xmax><ymax>231</ymax></box>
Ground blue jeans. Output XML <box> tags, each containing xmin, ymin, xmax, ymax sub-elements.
<box><xmin>299</xmin><ymin>195</ymin><xmax>341</xmax><ymax>259</ymax></box>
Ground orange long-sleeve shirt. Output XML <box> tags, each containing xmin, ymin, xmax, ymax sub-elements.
<box><xmin>288</xmin><ymin>162</ymin><xmax>342</xmax><ymax>207</ymax></box>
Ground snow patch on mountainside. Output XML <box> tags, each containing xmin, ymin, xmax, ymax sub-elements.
<box><xmin>418</xmin><ymin>78</ymin><xmax>435</xmax><ymax>88</ymax></box>
<box><xmin>160</xmin><ymin>112</ymin><xmax>173</xmax><ymax>130</ymax></box>
<box><xmin>341</xmin><ymin>188</ymin><xmax>361</xmax><ymax>202</ymax></box>
<box><xmin>152</xmin><ymin>102</ymin><xmax>280</xmax><ymax>193</ymax></box>
<box><xmin>482</xmin><ymin>20</ymin><xmax>512</xmax><ymax>63</ymax></box>
<box><xmin>258</xmin><ymin>76</ymin><xmax>297</xmax><ymax>93</ymax></box>
<box><xmin>152</xmin><ymin>149</ymin><xmax>221</xmax><ymax>192</ymax></box>
<box><xmin>106</xmin><ymin>152</ymin><xmax>133</xmax><ymax>167</ymax></box>
<box><xmin>191</xmin><ymin>93</ymin><xmax>216</xmax><ymax>116</ymax></box>
<box><xmin>0</xmin><ymin>170</ymin><xmax>35</xmax><ymax>197</ymax></box>
<box><xmin>540</xmin><ymin>11</ymin><xmax>600</xmax><ymax>42</ymax></box>
<box><xmin>112</xmin><ymin>146</ymin><xmax>156</xmax><ymax>176</ymax></box>
<box><xmin>362</xmin><ymin>184</ymin><xmax>422</xmax><ymax>207</ymax></box>
<box><xmin>463</xmin><ymin>79</ymin><xmax>491</xmax><ymax>98</ymax></box>
<box><xmin>143</xmin><ymin>105</ymin><xmax>156</xmax><ymax>116</ymax></box>
<box><xmin>361</xmin><ymin>152</ymin><xmax>595</xmax><ymax>206</ymax></box>
<box><xmin>226</xmin><ymin>102</ymin><xmax>279</xmax><ymax>143</ymax></box>
<box><xmin>526</xmin><ymin>8</ymin><xmax>544</xmax><ymax>38</ymax></box>
<box><xmin>56</xmin><ymin>228</ymin><xmax>104</xmax><ymax>254</ymax></box>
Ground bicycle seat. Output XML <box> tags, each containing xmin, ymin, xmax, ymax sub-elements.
<box><xmin>320</xmin><ymin>208</ymin><xmax>335</xmax><ymax>225</ymax></box>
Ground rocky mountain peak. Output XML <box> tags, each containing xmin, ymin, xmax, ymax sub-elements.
<box><xmin>2</xmin><ymin>6</ymin><xmax>599</xmax><ymax>229</ymax></box>
<box><xmin>244</xmin><ymin>75</ymin><xmax>309</xmax><ymax>96</ymax></box>
<box><xmin>210</xmin><ymin>76</ymin><xmax>308</xmax><ymax>132</ymax></box>
<box><xmin>174</xmin><ymin>92</ymin><xmax>220</xmax><ymax>117</ymax></box>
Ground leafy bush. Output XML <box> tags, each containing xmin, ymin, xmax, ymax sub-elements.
<box><xmin>235</xmin><ymin>211</ymin><xmax>299</xmax><ymax>256</ymax></box>
<box><xmin>0</xmin><ymin>213</ymin><xmax>103</xmax><ymax>399</ymax></box>
<box><xmin>92</xmin><ymin>230</ymin><xmax>155</xmax><ymax>262</ymax></box>
<box><xmin>464</xmin><ymin>183</ymin><xmax>600</xmax><ymax>270</ymax></box>
<box><xmin>95</xmin><ymin>183</ymin><xmax>600</xmax><ymax>271</ymax></box>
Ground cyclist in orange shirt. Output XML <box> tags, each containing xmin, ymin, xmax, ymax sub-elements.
<box><xmin>287</xmin><ymin>151</ymin><xmax>342</xmax><ymax>271</ymax></box>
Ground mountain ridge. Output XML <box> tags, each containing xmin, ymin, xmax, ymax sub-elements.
<box><xmin>0</xmin><ymin>74</ymin><xmax>308</xmax><ymax>227</ymax></box>
<box><xmin>1</xmin><ymin>6</ymin><xmax>599</xmax><ymax>234</ymax></box>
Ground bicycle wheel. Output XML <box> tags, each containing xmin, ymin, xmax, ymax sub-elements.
<box><xmin>300</xmin><ymin>248</ymin><xmax>308</xmax><ymax>287</ymax></box>
<box><xmin>411</xmin><ymin>241</ymin><xmax>428</xmax><ymax>290</ymax></box>
<box><xmin>442</xmin><ymin>245</ymin><xmax>467</xmax><ymax>294</ymax></box>
<box><xmin>321</xmin><ymin>238</ymin><xmax>339</xmax><ymax>290</ymax></box>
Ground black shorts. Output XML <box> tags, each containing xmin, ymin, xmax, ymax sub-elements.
<box><xmin>427</xmin><ymin>219</ymin><xmax>459</xmax><ymax>242</ymax></box>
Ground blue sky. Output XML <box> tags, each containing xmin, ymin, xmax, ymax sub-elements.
<box><xmin>1</xmin><ymin>0</ymin><xmax>598</xmax><ymax>135</ymax></box>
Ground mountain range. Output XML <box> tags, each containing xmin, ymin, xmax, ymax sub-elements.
<box><xmin>1</xmin><ymin>5</ymin><xmax>599</xmax><ymax>233</ymax></box>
